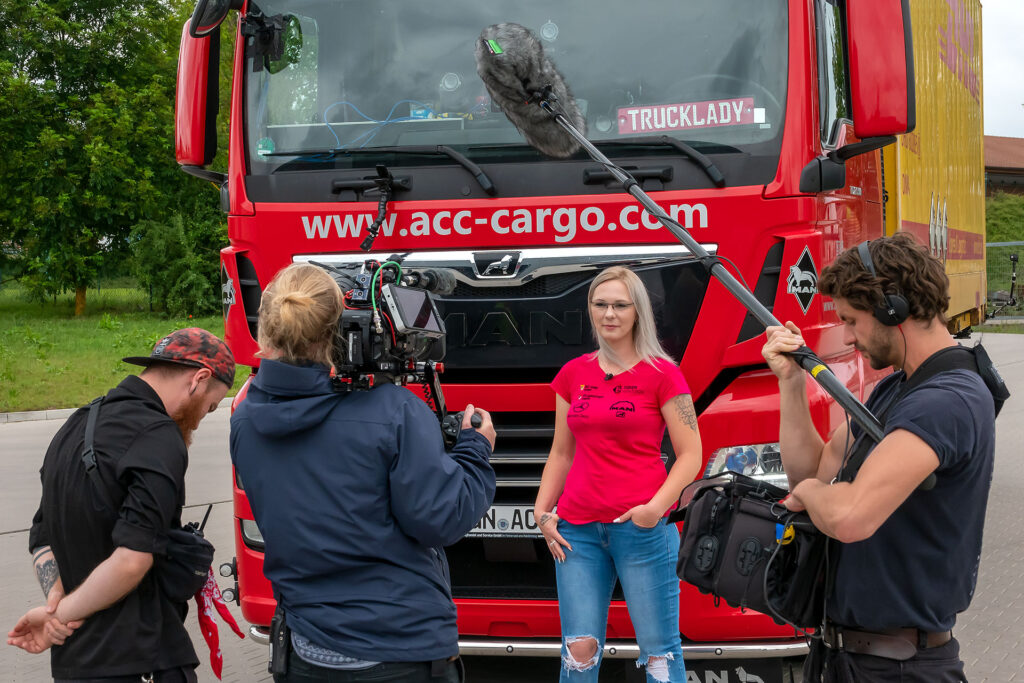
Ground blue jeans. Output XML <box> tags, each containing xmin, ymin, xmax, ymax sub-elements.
<box><xmin>554</xmin><ymin>518</ymin><xmax>686</xmax><ymax>682</ymax></box>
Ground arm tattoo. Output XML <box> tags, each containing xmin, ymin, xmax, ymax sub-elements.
<box><xmin>673</xmin><ymin>395</ymin><xmax>699</xmax><ymax>432</ymax></box>
<box><xmin>35</xmin><ymin>556</ymin><xmax>59</xmax><ymax>599</ymax></box>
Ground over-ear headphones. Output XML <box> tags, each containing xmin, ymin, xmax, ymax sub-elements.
<box><xmin>857</xmin><ymin>240</ymin><xmax>910</xmax><ymax>326</ymax></box>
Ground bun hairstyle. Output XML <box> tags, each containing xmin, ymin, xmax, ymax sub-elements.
<box><xmin>257</xmin><ymin>263</ymin><xmax>345</xmax><ymax>367</ymax></box>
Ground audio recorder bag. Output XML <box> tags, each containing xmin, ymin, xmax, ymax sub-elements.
<box><xmin>671</xmin><ymin>472</ymin><xmax>827</xmax><ymax>629</ymax></box>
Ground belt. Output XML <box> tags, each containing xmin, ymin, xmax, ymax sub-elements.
<box><xmin>822</xmin><ymin>624</ymin><xmax>953</xmax><ymax>661</ymax></box>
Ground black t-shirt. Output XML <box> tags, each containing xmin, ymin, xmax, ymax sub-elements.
<box><xmin>28</xmin><ymin>375</ymin><xmax>199</xmax><ymax>678</ymax></box>
<box><xmin>830</xmin><ymin>361</ymin><xmax>996</xmax><ymax>632</ymax></box>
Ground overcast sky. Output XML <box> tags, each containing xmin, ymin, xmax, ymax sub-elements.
<box><xmin>983</xmin><ymin>0</ymin><xmax>1024</xmax><ymax>137</ymax></box>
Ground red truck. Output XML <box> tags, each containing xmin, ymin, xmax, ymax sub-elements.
<box><xmin>176</xmin><ymin>1</ymin><xmax>946</xmax><ymax>680</ymax></box>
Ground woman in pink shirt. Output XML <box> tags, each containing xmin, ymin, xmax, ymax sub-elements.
<box><xmin>534</xmin><ymin>266</ymin><xmax>703</xmax><ymax>683</ymax></box>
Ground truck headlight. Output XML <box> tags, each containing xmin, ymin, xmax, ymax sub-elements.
<box><xmin>240</xmin><ymin>519</ymin><xmax>265</xmax><ymax>549</ymax></box>
<box><xmin>703</xmin><ymin>443</ymin><xmax>788</xmax><ymax>489</ymax></box>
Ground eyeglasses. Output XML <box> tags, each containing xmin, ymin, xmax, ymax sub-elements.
<box><xmin>590</xmin><ymin>301</ymin><xmax>635</xmax><ymax>312</ymax></box>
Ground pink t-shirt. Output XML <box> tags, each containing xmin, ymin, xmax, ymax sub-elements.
<box><xmin>550</xmin><ymin>353</ymin><xmax>690</xmax><ymax>524</ymax></box>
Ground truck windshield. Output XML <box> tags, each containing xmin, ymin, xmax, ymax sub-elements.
<box><xmin>244</xmin><ymin>0</ymin><xmax>787</xmax><ymax>175</ymax></box>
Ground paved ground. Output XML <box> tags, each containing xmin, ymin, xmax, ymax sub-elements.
<box><xmin>1</xmin><ymin>332</ymin><xmax>1021</xmax><ymax>682</ymax></box>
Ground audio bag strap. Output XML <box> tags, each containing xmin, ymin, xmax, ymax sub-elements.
<box><xmin>838</xmin><ymin>345</ymin><xmax>992</xmax><ymax>484</ymax></box>
<box><xmin>80</xmin><ymin>397</ymin><xmax>120</xmax><ymax>515</ymax></box>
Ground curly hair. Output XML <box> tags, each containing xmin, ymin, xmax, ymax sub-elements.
<box><xmin>818</xmin><ymin>232</ymin><xmax>949</xmax><ymax>323</ymax></box>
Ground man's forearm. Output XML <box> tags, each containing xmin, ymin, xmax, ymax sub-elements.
<box><xmin>31</xmin><ymin>546</ymin><xmax>59</xmax><ymax>600</ymax></box>
<box><xmin>53</xmin><ymin>547</ymin><xmax>153</xmax><ymax>624</ymax></box>
<box><xmin>778</xmin><ymin>376</ymin><xmax>825</xmax><ymax>486</ymax></box>
<box><xmin>790</xmin><ymin>478</ymin><xmax>857</xmax><ymax>541</ymax></box>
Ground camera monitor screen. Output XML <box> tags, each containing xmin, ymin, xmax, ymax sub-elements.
<box><xmin>382</xmin><ymin>284</ymin><xmax>446</xmax><ymax>338</ymax></box>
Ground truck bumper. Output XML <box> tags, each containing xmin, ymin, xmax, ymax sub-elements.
<box><xmin>247</xmin><ymin>630</ymin><xmax>807</xmax><ymax>661</ymax></box>
<box><xmin>457</xmin><ymin>638</ymin><xmax>807</xmax><ymax>659</ymax></box>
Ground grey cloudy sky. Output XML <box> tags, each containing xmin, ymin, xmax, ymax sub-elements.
<box><xmin>983</xmin><ymin>0</ymin><xmax>1024</xmax><ymax>137</ymax></box>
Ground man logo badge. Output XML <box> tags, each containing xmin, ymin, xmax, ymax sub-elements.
<box><xmin>221</xmin><ymin>266</ymin><xmax>236</xmax><ymax>318</ymax></box>
<box><xmin>786</xmin><ymin>246</ymin><xmax>818</xmax><ymax>314</ymax></box>
<box><xmin>473</xmin><ymin>251</ymin><xmax>522</xmax><ymax>278</ymax></box>
<box><xmin>735</xmin><ymin>666</ymin><xmax>765</xmax><ymax>683</ymax></box>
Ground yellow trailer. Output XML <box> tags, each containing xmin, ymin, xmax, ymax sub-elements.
<box><xmin>882</xmin><ymin>0</ymin><xmax>986</xmax><ymax>332</ymax></box>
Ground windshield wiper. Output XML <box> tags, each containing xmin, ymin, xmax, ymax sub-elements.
<box><xmin>267</xmin><ymin>145</ymin><xmax>496</xmax><ymax>196</ymax></box>
<box><xmin>595</xmin><ymin>136</ymin><xmax>728</xmax><ymax>188</ymax></box>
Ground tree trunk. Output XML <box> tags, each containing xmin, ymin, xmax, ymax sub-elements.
<box><xmin>74</xmin><ymin>285</ymin><xmax>87</xmax><ymax>316</ymax></box>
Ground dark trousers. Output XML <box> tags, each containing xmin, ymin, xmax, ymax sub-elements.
<box><xmin>808</xmin><ymin>637</ymin><xmax>968</xmax><ymax>683</ymax></box>
<box><xmin>55</xmin><ymin>666</ymin><xmax>198</xmax><ymax>683</ymax></box>
<box><xmin>274</xmin><ymin>649</ymin><xmax>464</xmax><ymax>683</ymax></box>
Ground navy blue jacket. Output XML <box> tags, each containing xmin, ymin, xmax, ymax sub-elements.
<box><xmin>229</xmin><ymin>360</ymin><xmax>495</xmax><ymax>661</ymax></box>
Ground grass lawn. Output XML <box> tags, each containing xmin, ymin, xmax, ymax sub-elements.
<box><xmin>976</xmin><ymin>321</ymin><xmax>1024</xmax><ymax>334</ymax></box>
<box><xmin>0</xmin><ymin>288</ymin><xmax>246</xmax><ymax>412</ymax></box>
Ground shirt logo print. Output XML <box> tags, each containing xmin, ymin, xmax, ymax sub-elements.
<box><xmin>609</xmin><ymin>400</ymin><xmax>635</xmax><ymax>418</ymax></box>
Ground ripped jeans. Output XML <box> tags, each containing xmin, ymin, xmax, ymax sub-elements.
<box><xmin>554</xmin><ymin>518</ymin><xmax>686</xmax><ymax>683</ymax></box>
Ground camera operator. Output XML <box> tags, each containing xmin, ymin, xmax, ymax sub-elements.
<box><xmin>762</xmin><ymin>233</ymin><xmax>995</xmax><ymax>682</ymax></box>
<box><xmin>230</xmin><ymin>263</ymin><xmax>496</xmax><ymax>682</ymax></box>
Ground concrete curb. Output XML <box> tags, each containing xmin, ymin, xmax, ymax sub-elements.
<box><xmin>0</xmin><ymin>408</ymin><xmax>77</xmax><ymax>424</ymax></box>
<box><xmin>0</xmin><ymin>397</ymin><xmax>235</xmax><ymax>425</ymax></box>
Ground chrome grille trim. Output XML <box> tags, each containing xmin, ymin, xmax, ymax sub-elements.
<box><xmin>295</xmin><ymin>244</ymin><xmax>717</xmax><ymax>288</ymax></box>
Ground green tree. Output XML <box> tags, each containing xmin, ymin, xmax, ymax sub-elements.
<box><xmin>0</xmin><ymin>0</ymin><xmax>211</xmax><ymax>314</ymax></box>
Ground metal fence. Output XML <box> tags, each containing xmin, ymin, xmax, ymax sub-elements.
<box><xmin>987</xmin><ymin>241</ymin><xmax>1022</xmax><ymax>318</ymax></box>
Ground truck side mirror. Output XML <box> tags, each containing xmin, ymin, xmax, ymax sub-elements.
<box><xmin>266</xmin><ymin>15</ymin><xmax>304</xmax><ymax>75</ymax></box>
<box><xmin>189</xmin><ymin>0</ymin><xmax>232</xmax><ymax>38</ymax></box>
<box><xmin>175</xmin><ymin>22</ymin><xmax>222</xmax><ymax>178</ymax></box>
<box><xmin>802</xmin><ymin>0</ymin><xmax>914</xmax><ymax>193</ymax></box>
<box><xmin>846</xmin><ymin>0</ymin><xmax>916</xmax><ymax>138</ymax></box>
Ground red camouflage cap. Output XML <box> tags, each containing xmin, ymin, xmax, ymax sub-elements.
<box><xmin>123</xmin><ymin>328</ymin><xmax>236</xmax><ymax>387</ymax></box>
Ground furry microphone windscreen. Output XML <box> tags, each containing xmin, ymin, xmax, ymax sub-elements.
<box><xmin>474</xmin><ymin>23</ymin><xmax>586</xmax><ymax>158</ymax></box>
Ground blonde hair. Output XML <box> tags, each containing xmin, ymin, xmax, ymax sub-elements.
<box><xmin>257</xmin><ymin>263</ymin><xmax>345</xmax><ymax>367</ymax></box>
<box><xmin>587</xmin><ymin>266</ymin><xmax>673</xmax><ymax>369</ymax></box>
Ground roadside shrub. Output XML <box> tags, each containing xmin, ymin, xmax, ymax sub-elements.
<box><xmin>167</xmin><ymin>269</ymin><xmax>219</xmax><ymax>317</ymax></box>
<box><xmin>131</xmin><ymin>213</ymin><xmax>226</xmax><ymax>317</ymax></box>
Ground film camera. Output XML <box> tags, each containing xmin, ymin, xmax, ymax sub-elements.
<box><xmin>313</xmin><ymin>257</ymin><xmax>471</xmax><ymax>446</ymax></box>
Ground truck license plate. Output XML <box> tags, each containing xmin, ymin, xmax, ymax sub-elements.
<box><xmin>468</xmin><ymin>505</ymin><xmax>542</xmax><ymax>537</ymax></box>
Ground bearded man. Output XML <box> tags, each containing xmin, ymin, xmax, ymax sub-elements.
<box><xmin>8</xmin><ymin>328</ymin><xmax>234</xmax><ymax>683</ymax></box>
<box><xmin>762</xmin><ymin>234</ymin><xmax>996</xmax><ymax>682</ymax></box>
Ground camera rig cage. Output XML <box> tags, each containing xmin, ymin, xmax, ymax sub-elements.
<box><xmin>311</xmin><ymin>258</ymin><xmax>465</xmax><ymax>441</ymax></box>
